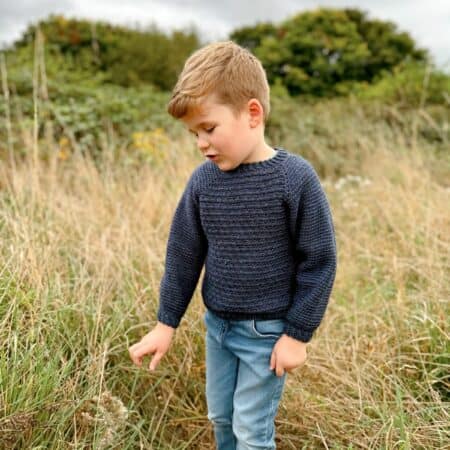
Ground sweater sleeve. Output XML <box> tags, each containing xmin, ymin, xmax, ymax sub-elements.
<box><xmin>284</xmin><ymin>160</ymin><xmax>337</xmax><ymax>343</ymax></box>
<box><xmin>157</xmin><ymin>168</ymin><xmax>208</xmax><ymax>329</ymax></box>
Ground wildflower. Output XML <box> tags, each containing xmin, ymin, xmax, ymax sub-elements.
<box><xmin>132</xmin><ymin>128</ymin><xmax>171</xmax><ymax>164</ymax></box>
<box><xmin>334</xmin><ymin>174</ymin><xmax>372</xmax><ymax>190</ymax></box>
<box><xmin>58</xmin><ymin>136</ymin><xmax>71</xmax><ymax>160</ymax></box>
<box><xmin>75</xmin><ymin>390</ymin><xmax>129</xmax><ymax>449</ymax></box>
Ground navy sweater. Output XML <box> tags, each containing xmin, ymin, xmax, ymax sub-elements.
<box><xmin>157</xmin><ymin>147</ymin><xmax>337</xmax><ymax>342</ymax></box>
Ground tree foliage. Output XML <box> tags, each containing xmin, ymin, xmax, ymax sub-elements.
<box><xmin>12</xmin><ymin>14</ymin><xmax>201</xmax><ymax>90</ymax></box>
<box><xmin>230</xmin><ymin>7</ymin><xmax>430</xmax><ymax>97</ymax></box>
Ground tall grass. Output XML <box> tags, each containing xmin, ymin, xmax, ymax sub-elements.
<box><xmin>1</xmin><ymin>106</ymin><xmax>448</xmax><ymax>448</ymax></box>
<box><xmin>0</xmin><ymin>35</ymin><xmax>449</xmax><ymax>449</ymax></box>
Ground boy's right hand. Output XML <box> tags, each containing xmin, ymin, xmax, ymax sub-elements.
<box><xmin>128</xmin><ymin>322</ymin><xmax>175</xmax><ymax>371</ymax></box>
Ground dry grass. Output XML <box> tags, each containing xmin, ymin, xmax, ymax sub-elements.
<box><xmin>1</xmin><ymin>24</ymin><xmax>449</xmax><ymax>449</ymax></box>
<box><xmin>0</xmin><ymin>110</ymin><xmax>448</xmax><ymax>449</ymax></box>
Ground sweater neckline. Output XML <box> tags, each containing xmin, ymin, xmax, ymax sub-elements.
<box><xmin>219</xmin><ymin>147</ymin><xmax>288</xmax><ymax>174</ymax></box>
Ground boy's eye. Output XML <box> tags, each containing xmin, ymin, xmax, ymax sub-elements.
<box><xmin>190</xmin><ymin>127</ymin><xmax>215</xmax><ymax>138</ymax></box>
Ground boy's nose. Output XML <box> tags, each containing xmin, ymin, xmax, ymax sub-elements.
<box><xmin>197</xmin><ymin>136</ymin><xmax>209</xmax><ymax>150</ymax></box>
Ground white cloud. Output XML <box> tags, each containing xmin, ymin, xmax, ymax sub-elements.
<box><xmin>0</xmin><ymin>0</ymin><xmax>73</xmax><ymax>47</ymax></box>
<box><xmin>0</xmin><ymin>0</ymin><xmax>448</xmax><ymax>70</ymax></box>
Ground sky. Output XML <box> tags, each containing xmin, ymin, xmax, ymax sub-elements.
<box><xmin>0</xmin><ymin>0</ymin><xmax>449</xmax><ymax>70</ymax></box>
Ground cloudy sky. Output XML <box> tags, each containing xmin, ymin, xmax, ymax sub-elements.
<box><xmin>1</xmin><ymin>0</ymin><xmax>449</xmax><ymax>70</ymax></box>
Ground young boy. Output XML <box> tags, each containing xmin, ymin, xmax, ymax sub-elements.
<box><xmin>129</xmin><ymin>40</ymin><xmax>337</xmax><ymax>449</ymax></box>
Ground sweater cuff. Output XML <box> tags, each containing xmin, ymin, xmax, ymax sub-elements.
<box><xmin>283</xmin><ymin>322</ymin><xmax>314</xmax><ymax>343</ymax></box>
<box><xmin>157</xmin><ymin>308</ymin><xmax>180</xmax><ymax>329</ymax></box>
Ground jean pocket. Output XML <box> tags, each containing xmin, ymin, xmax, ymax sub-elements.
<box><xmin>251</xmin><ymin>318</ymin><xmax>285</xmax><ymax>339</ymax></box>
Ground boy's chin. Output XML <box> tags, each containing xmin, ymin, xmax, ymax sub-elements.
<box><xmin>209</xmin><ymin>157</ymin><xmax>240</xmax><ymax>172</ymax></box>
<box><xmin>215</xmin><ymin>160</ymin><xmax>235</xmax><ymax>172</ymax></box>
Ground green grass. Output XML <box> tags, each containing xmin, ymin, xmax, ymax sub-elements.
<box><xmin>0</xmin><ymin>77</ymin><xmax>449</xmax><ymax>448</ymax></box>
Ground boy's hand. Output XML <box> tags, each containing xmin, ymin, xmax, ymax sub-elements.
<box><xmin>128</xmin><ymin>322</ymin><xmax>175</xmax><ymax>372</ymax></box>
<box><xmin>270</xmin><ymin>334</ymin><xmax>307</xmax><ymax>377</ymax></box>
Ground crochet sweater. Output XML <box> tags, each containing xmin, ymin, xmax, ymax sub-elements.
<box><xmin>157</xmin><ymin>147</ymin><xmax>337</xmax><ymax>342</ymax></box>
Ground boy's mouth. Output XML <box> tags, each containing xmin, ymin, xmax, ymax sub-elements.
<box><xmin>207</xmin><ymin>155</ymin><xmax>218</xmax><ymax>160</ymax></box>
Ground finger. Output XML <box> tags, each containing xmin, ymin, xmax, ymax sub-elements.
<box><xmin>130</xmin><ymin>342</ymin><xmax>152</xmax><ymax>366</ymax></box>
<box><xmin>270</xmin><ymin>350</ymin><xmax>276</xmax><ymax>370</ymax></box>
<box><xmin>128</xmin><ymin>344</ymin><xmax>138</xmax><ymax>359</ymax></box>
<box><xmin>275</xmin><ymin>361</ymin><xmax>284</xmax><ymax>378</ymax></box>
<box><xmin>130</xmin><ymin>352</ymin><xmax>142</xmax><ymax>367</ymax></box>
<box><xmin>149</xmin><ymin>351</ymin><xmax>163</xmax><ymax>371</ymax></box>
<box><xmin>128</xmin><ymin>342</ymin><xmax>139</xmax><ymax>352</ymax></box>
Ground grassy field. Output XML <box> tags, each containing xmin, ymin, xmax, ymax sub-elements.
<box><xmin>0</xmin><ymin>95</ymin><xmax>449</xmax><ymax>449</ymax></box>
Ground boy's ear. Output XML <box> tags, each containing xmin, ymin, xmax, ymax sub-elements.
<box><xmin>247</xmin><ymin>98</ymin><xmax>264</xmax><ymax>128</ymax></box>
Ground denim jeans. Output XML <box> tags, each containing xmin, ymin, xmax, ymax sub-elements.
<box><xmin>204</xmin><ymin>308</ymin><xmax>287</xmax><ymax>450</ymax></box>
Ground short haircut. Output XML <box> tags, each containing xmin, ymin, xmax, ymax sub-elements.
<box><xmin>167</xmin><ymin>40</ymin><xmax>271</xmax><ymax>124</ymax></box>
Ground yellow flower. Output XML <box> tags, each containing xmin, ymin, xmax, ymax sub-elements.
<box><xmin>58</xmin><ymin>136</ymin><xmax>71</xmax><ymax>160</ymax></box>
<box><xmin>131</xmin><ymin>128</ymin><xmax>170</xmax><ymax>163</ymax></box>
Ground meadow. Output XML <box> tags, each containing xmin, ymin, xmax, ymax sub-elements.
<box><xmin>0</xmin><ymin>39</ymin><xmax>449</xmax><ymax>449</ymax></box>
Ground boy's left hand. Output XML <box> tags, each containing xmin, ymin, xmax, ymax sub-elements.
<box><xmin>270</xmin><ymin>334</ymin><xmax>307</xmax><ymax>377</ymax></box>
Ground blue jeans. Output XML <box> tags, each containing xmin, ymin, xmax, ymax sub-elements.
<box><xmin>204</xmin><ymin>308</ymin><xmax>287</xmax><ymax>450</ymax></box>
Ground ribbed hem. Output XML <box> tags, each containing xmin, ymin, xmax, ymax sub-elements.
<box><xmin>205</xmin><ymin>305</ymin><xmax>289</xmax><ymax>321</ymax></box>
<box><xmin>283</xmin><ymin>322</ymin><xmax>314</xmax><ymax>343</ymax></box>
<box><xmin>219</xmin><ymin>147</ymin><xmax>289</xmax><ymax>174</ymax></box>
<box><xmin>157</xmin><ymin>309</ymin><xmax>180</xmax><ymax>329</ymax></box>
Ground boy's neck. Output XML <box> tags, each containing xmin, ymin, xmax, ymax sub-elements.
<box><xmin>242</xmin><ymin>141</ymin><xmax>276</xmax><ymax>164</ymax></box>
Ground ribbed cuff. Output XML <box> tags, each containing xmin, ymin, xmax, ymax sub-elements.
<box><xmin>283</xmin><ymin>322</ymin><xmax>314</xmax><ymax>343</ymax></box>
<box><xmin>157</xmin><ymin>308</ymin><xmax>180</xmax><ymax>329</ymax></box>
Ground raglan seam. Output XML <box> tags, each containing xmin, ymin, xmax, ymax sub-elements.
<box><xmin>192</xmin><ymin>161</ymin><xmax>221</xmax><ymax>206</ymax></box>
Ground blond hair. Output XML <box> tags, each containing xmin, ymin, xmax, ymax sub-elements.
<box><xmin>167</xmin><ymin>40</ymin><xmax>270</xmax><ymax>124</ymax></box>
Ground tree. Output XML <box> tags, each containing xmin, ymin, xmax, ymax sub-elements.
<box><xmin>11</xmin><ymin>15</ymin><xmax>201</xmax><ymax>90</ymax></box>
<box><xmin>230</xmin><ymin>7</ymin><xmax>429</xmax><ymax>97</ymax></box>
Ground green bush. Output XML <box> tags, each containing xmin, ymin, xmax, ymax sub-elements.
<box><xmin>353</xmin><ymin>61</ymin><xmax>450</xmax><ymax>106</ymax></box>
<box><xmin>11</xmin><ymin>14</ymin><xmax>201</xmax><ymax>91</ymax></box>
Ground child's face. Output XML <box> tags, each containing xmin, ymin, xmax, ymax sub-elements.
<box><xmin>181</xmin><ymin>93</ymin><xmax>263</xmax><ymax>172</ymax></box>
